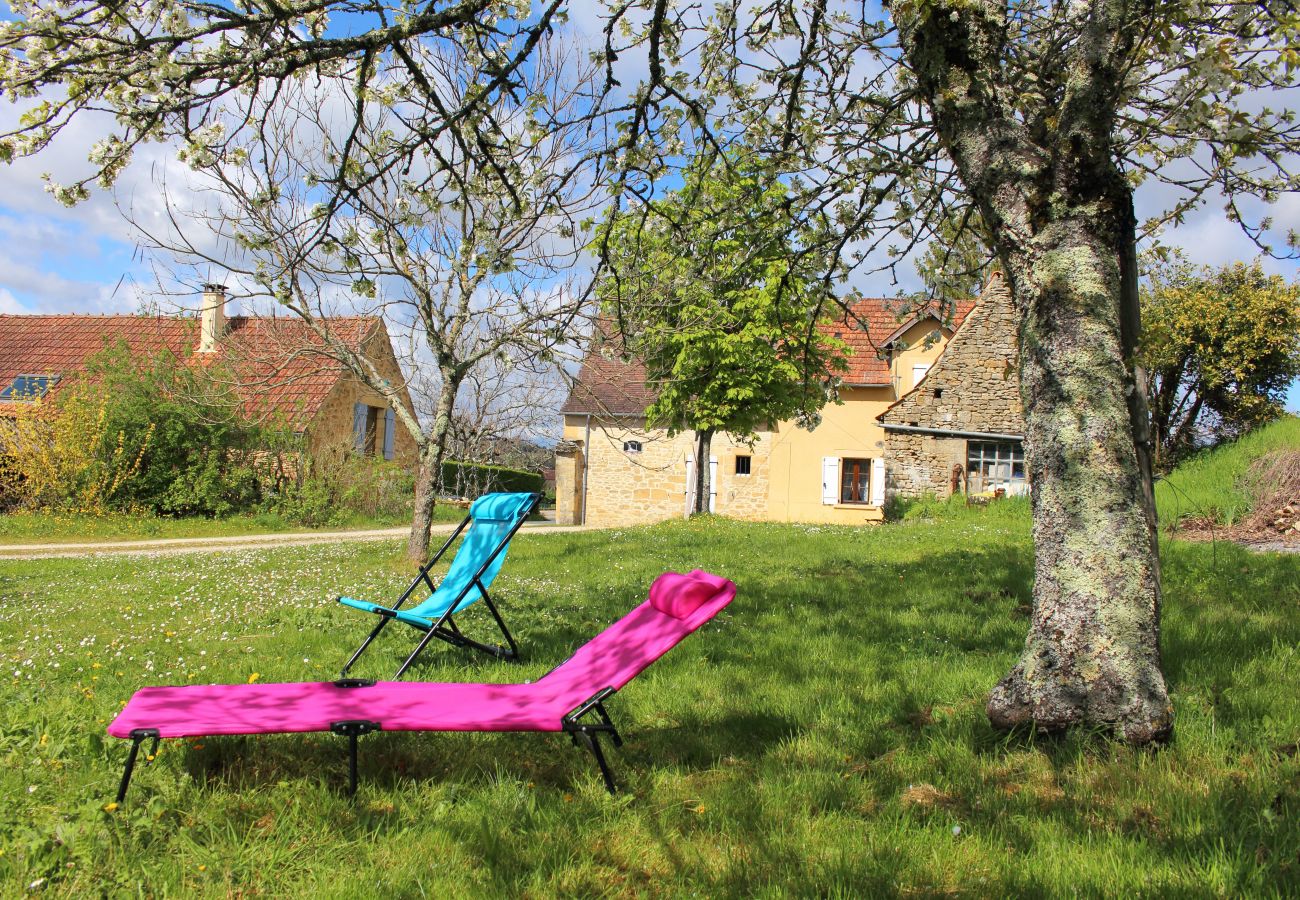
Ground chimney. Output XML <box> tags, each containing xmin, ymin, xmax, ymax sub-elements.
<box><xmin>199</xmin><ymin>283</ymin><xmax>227</xmax><ymax>352</ymax></box>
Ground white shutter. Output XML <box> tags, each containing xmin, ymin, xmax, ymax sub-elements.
<box><xmin>352</xmin><ymin>403</ymin><xmax>367</xmax><ymax>453</ymax></box>
<box><xmin>869</xmin><ymin>457</ymin><xmax>886</xmax><ymax>507</ymax></box>
<box><xmin>382</xmin><ymin>407</ymin><xmax>396</xmax><ymax>460</ymax></box>
<box><xmin>822</xmin><ymin>457</ymin><xmax>839</xmax><ymax>505</ymax></box>
<box><xmin>912</xmin><ymin>363</ymin><xmax>930</xmax><ymax>389</ymax></box>
<box><xmin>684</xmin><ymin>457</ymin><xmax>696</xmax><ymax>518</ymax></box>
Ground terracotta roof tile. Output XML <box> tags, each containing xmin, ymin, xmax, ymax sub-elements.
<box><xmin>0</xmin><ymin>313</ymin><xmax>378</xmax><ymax>429</ymax></box>
<box><xmin>560</xmin><ymin>297</ymin><xmax>976</xmax><ymax>415</ymax></box>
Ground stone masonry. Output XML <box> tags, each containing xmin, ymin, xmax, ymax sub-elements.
<box><xmin>878</xmin><ymin>273</ymin><xmax>1024</xmax><ymax>499</ymax></box>
<box><xmin>557</xmin><ymin>415</ymin><xmax>773</xmax><ymax>527</ymax></box>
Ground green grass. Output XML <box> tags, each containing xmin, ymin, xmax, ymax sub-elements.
<box><xmin>1</xmin><ymin>511</ymin><xmax>1297</xmax><ymax>895</ymax></box>
<box><xmin>1155</xmin><ymin>415</ymin><xmax>1300</xmax><ymax>528</ymax></box>
<box><xmin>0</xmin><ymin>506</ymin><xmax>465</xmax><ymax>545</ymax></box>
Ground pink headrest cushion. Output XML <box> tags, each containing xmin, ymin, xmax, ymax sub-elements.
<box><xmin>649</xmin><ymin>570</ymin><xmax>721</xmax><ymax>619</ymax></box>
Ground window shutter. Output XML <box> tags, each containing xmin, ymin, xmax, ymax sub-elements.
<box><xmin>870</xmin><ymin>458</ymin><xmax>886</xmax><ymax>506</ymax></box>
<box><xmin>352</xmin><ymin>403</ymin><xmax>367</xmax><ymax>453</ymax></box>
<box><xmin>382</xmin><ymin>407</ymin><xmax>396</xmax><ymax>460</ymax></box>
<box><xmin>822</xmin><ymin>457</ymin><xmax>839</xmax><ymax>505</ymax></box>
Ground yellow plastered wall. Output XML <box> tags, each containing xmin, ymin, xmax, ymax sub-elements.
<box><xmin>889</xmin><ymin>320</ymin><xmax>952</xmax><ymax>397</ymax></box>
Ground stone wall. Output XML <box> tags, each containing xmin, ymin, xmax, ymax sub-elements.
<box><xmin>880</xmin><ymin>273</ymin><xmax>1024</xmax><ymax>499</ymax></box>
<box><xmin>307</xmin><ymin>328</ymin><xmax>418</xmax><ymax>464</ymax></box>
<box><xmin>554</xmin><ymin>440</ymin><xmax>582</xmax><ymax>525</ymax></box>
<box><xmin>884</xmin><ymin>431</ymin><xmax>968</xmax><ymax>498</ymax></box>
<box><xmin>555</xmin><ymin>415</ymin><xmax>774</xmax><ymax>527</ymax></box>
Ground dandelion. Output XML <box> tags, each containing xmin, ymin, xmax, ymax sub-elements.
<box><xmin>247</xmin><ymin>672</ymin><xmax>260</xmax><ymax>683</ymax></box>
<box><xmin>103</xmin><ymin>802</ymin><xmax>119</xmax><ymax>812</ymax></box>
<box><xmin>952</xmin><ymin>825</ymin><xmax>962</xmax><ymax>836</ymax></box>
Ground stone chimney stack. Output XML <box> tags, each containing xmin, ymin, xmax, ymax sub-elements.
<box><xmin>199</xmin><ymin>283</ymin><xmax>227</xmax><ymax>352</ymax></box>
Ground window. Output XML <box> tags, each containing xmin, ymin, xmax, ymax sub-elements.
<box><xmin>912</xmin><ymin>363</ymin><xmax>931</xmax><ymax>389</ymax></box>
<box><xmin>623</xmin><ymin>440</ymin><xmax>642</xmax><ymax>453</ymax></box>
<box><xmin>364</xmin><ymin>406</ymin><xmax>381</xmax><ymax>455</ymax></box>
<box><xmin>353</xmin><ymin>402</ymin><xmax>393</xmax><ymax>457</ymax></box>
<box><xmin>735</xmin><ymin>455</ymin><xmax>751</xmax><ymax>476</ymax></box>
<box><xmin>840</xmin><ymin>458</ymin><xmax>871</xmax><ymax>504</ymax></box>
<box><xmin>0</xmin><ymin>374</ymin><xmax>59</xmax><ymax>402</ymax></box>
<box><xmin>967</xmin><ymin>441</ymin><xmax>1027</xmax><ymax>494</ymax></box>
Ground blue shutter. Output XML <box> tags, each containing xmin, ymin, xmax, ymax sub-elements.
<box><xmin>383</xmin><ymin>407</ymin><xmax>396</xmax><ymax>460</ymax></box>
<box><xmin>352</xmin><ymin>402</ymin><xmax>367</xmax><ymax>453</ymax></box>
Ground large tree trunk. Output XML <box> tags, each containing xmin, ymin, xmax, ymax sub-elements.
<box><xmin>987</xmin><ymin>211</ymin><xmax>1172</xmax><ymax>743</ymax></box>
<box><xmin>406</xmin><ymin>374</ymin><xmax>460</xmax><ymax>563</ymax></box>
<box><xmin>897</xmin><ymin>0</ymin><xmax>1171</xmax><ymax>744</ymax></box>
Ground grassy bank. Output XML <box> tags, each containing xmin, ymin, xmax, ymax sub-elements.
<box><xmin>1155</xmin><ymin>415</ymin><xmax>1300</xmax><ymax>528</ymax></box>
<box><xmin>1</xmin><ymin>509</ymin><xmax>1296</xmax><ymax>895</ymax></box>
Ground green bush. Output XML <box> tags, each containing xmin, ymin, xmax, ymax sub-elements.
<box><xmin>440</xmin><ymin>459</ymin><xmax>543</xmax><ymax>497</ymax></box>
<box><xmin>0</xmin><ymin>343</ymin><xmax>277</xmax><ymax>517</ymax></box>
<box><xmin>262</xmin><ymin>452</ymin><xmax>415</xmax><ymax>527</ymax></box>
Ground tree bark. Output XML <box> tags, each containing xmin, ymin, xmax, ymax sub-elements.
<box><xmin>693</xmin><ymin>428</ymin><xmax>714</xmax><ymax>515</ymax></box>
<box><xmin>897</xmin><ymin>0</ymin><xmax>1172</xmax><ymax>744</ymax></box>
<box><xmin>406</xmin><ymin>373</ymin><xmax>461</xmax><ymax>563</ymax></box>
<box><xmin>987</xmin><ymin>211</ymin><xmax>1172</xmax><ymax>743</ymax></box>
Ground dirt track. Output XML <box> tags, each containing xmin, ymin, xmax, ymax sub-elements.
<box><xmin>0</xmin><ymin>521</ymin><xmax>589</xmax><ymax>560</ymax></box>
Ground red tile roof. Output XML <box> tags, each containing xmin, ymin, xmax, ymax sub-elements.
<box><xmin>560</xmin><ymin>297</ymin><xmax>976</xmax><ymax>415</ymax></box>
<box><xmin>0</xmin><ymin>313</ymin><xmax>379</xmax><ymax>429</ymax></box>
<box><xmin>560</xmin><ymin>323</ymin><xmax>657</xmax><ymax>416</ymax></box>
<box><xmin>829</xmin><ymin>296</ymin><xmax>976</xmax><ymax>385</ymax></box>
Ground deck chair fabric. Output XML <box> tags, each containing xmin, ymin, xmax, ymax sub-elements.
<box><xmin>108</xmin><ymin>569</ymin><xmax>737</xmax><ymax>799</ymax></box>
<box><xmin>337</xmin><ymin>491</ymin><xmax>538</xmax><ymax>675</ymax></box>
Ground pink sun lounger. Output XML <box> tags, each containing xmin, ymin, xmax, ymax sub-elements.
<box><xmin>108</xmin><ymin>569</ymin><xmax>736</xmax><ymax>800</ymax></box>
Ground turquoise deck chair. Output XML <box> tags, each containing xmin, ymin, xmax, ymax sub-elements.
<box><xmin>338</xmin><ymin>492</ymin><xmax>539</xmax><ymax>677</ymax></box>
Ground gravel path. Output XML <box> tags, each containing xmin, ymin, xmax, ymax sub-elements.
<box><xmin>0</xmin><ymin>521</ymin><xmax>590</xmax><ymax>560</ymax></box>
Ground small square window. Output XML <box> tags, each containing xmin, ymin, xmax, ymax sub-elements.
<box><xmin>623</xmin><ymin>440</ymin><xmax>642</xmax><ymax>453</ymax></box>
<box><xmin>735</xmin><ymin>455</ymin><xmax>751</xmax><ymax>475</ymax></box>
<box><xmin>933</xmin><ymin>388</ymin><xmax>943</xmax><ymax>399</ymax></box>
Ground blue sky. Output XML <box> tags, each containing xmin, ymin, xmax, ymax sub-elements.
<box><xmin>0</xmin><ymin>5</ymin><xmax>1296</xmax><ymax>411</ymax></box>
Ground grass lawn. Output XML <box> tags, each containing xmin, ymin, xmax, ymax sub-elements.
<box><xmin>0</xmin><ymin>505</ymin><xmax>465</xmax><ymax>545</ymax></box>
<box><xmin>1</xmin><ymin>507</ymin><xmax>1297</xmax><ymax>895</ymax></box>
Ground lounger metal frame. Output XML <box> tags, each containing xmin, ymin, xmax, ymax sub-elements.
<box><xmin>339</xmin><ymin>494</ymin><xmax>539</xmax><ymax>678</ymax></box>
<box><xmin>114</xmin><ymin>682</ymin><xmax>626</xmax><ymax>800</ymax></box>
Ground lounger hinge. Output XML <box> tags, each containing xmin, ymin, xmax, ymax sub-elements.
<box><xmin>562</xmin><ymin>687</ymin><xmax>618</xmax><ymax>727</ymax></box>
<box><xmin>562</xmin><ymin>688</ymin><xmax>622</xmax><ymax>794</ymax></box>
<box><xmin>333</xmin><ymin>678</ymin><xmax>376</xmax><ymax>689</ymax></box>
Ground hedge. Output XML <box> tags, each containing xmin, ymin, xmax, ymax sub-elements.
<box><xmin>440</xmin><ymin>460</ymin><xmax>544</xmax><ymax>498</ymax></box>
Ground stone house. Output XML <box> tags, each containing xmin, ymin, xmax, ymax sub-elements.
<box><xmin>878</xmin><ymin>272</ymin><xmax>1026</xmax><ymax>498</ymax></box>
<box><xmin>0</xmin><ymin>285</ymin><xmax>417</xmax><ymax>463</ymax></box>
<box><xmin>555</xmin><ymin>280</ymin><xmax>1023</xmax><ymax>527</ymax></box>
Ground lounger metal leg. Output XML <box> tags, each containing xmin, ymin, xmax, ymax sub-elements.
<box><xmin>340</xmin><ymin>615</ymin><xmax>392</xmax><ymax>678</ymax></box>
<box><xmin>562</xmin><ymin>688</ymin><xmax>623</xmax><ymax>794</ymax></box>
<box><xmin>579</xmin><ymin>731</ymin><xmax>617</xmax><ymax>794</ymax></box>
<box><xmin>595</xmin><ymin>702</ymin><xmax>623</xmax><ymax>748</ymax></box>
<box><xmin>394</xmin><ymin>625</ymin><xmax>442</xmax><ymax>678</ymax></box>
<box><xmin>331</xmin><ymin>721</ymin><xmax>381</xmax><ymax>796</ymax></box>
<box><xmin>117</xmin><ymin>728</ymin><xmax>160</xmax><ymax>803</ymax></box>
<box><xmin>479</xmin><ymin>592</ymin><xmax>520</xmax><ymax>660</ymax></box>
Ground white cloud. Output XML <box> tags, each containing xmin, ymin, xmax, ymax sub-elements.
<box><xmin>0</xmin><ymin>287</ymin><xmax>28</xmax><ymax>313</ymax></box>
